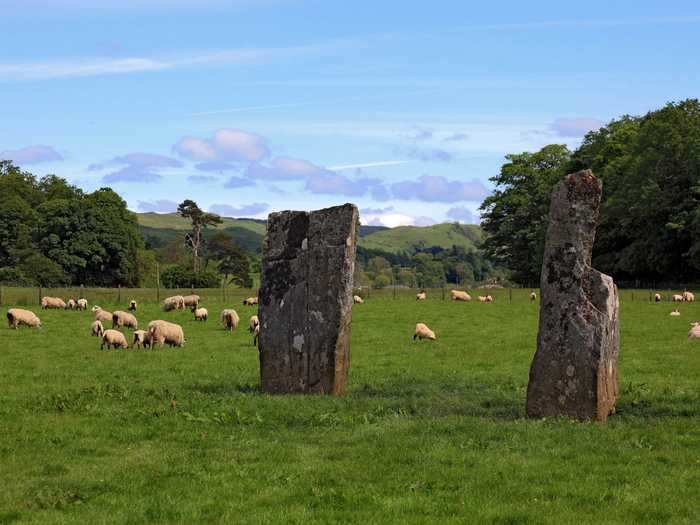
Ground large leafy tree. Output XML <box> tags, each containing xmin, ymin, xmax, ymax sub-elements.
<box><xmin>207</xmin><ymin>233</ymin><xmax>253</xmax><ymax>288</ymax></box>
<box><xmin>177</xmin><ymin>200</ymin><xmax>222</xmax><ymax>274</ymax></box>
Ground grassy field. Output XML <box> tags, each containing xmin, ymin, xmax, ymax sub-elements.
<box><xmin>2</xmin><ymin>289</ymin><xmax>700</xmax><ymax>524</ymax></box>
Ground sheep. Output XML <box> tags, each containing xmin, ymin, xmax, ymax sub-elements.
<box><xmin>41</xmin><ymin>296</ymin><xmax>66</xmax><ymax>309</ymax></box>
<box><xmin>112</xmin><ymin>310</ymin><xmax>138</xmax><ymax>330</ymax></box>
<box><xmin>530</xmin><ymin>292</ymin><xmax>537</xmax><ymax>302</ymax></box>
<box><xmin>353</xmin><ymin>295</ymin><xmax>364</xmax><ymax>304</ymax></box>
<box><xmin>90</xmin><ymin>320</ymin><xmax>104</xmax><ymax>337</ymax></box>
<box><xmin>128</xmin><ymin>300</ymin><xmax>137</xmax><ymax>312</ymax></box>
<box><xmin>654</xmin><ymin>293</ymin><xmax>662</xmax><ymax>302</ymax></box>
<box><xmin>683</xmin><ymin>291</ymin><xmax>695</xmax><ymax>302</ymax></box>
<box><xmin>220</xmin><ymin>309</ymin><xmax>240</xmax><ymax>332</ymax></box>
<box><xmin>148</xmin><ymin>320</ymin><xmax>185</xmax><ymax>348</ymax></box>
<box><xmin>7</xmin><ymin>308</ymin><xmax>42</xmax><ymax>329</ymax></box>
<box><xmin>416</xmin><ymin>291</ymin><xmax>427</xmax><ymax>301</ymax></box>
<box><xmin>450</xmin><ymin>290</ymin><xmax>471</xmax><ymax>302</ymax></box>
<box><xmin>253</xmin><ymin>323</ymin><xmax>260</xmax><ymax>347</ymax></box>
<box><xmin>101</xmin><ymin>329</ymin><xmax>128</xmax><ymax>350</ymax></box>
<box><xmin>183</xmin><ymin>294</ymin><xmax>200</xmax><ymax>307</ymax></box>
<box><xmin>77</xmin><ymin>298</ymin><xmax>88</xmax><ymax>310</ymax></box>
<box><xmin>92</xmin><ymin>306</ymin><xmax>113</xmax><ymax>323</ymax></box>
<box><xmin>486</xmin><ymin>295</ymin><xmax>494</xmax><ymax>302</ymax></box>
<box><xmin>163</xmin><ymin>295</ymin><xmax>185</xmax><ymax>311</ymax></box>
<box><xmin>249</xmin><ymin>314</ymin><xmax>259</xmax><ymax>333</ymax></box>
<box><xmin>414</xmin><ymin>322</ymin><xmax>436</xmax><ymax>341</ymax></box>
<box><xmin>477</xmin><ymin>296</ymin><xmax>488</xmax><ymax>302</ymax></box>
<box><xmin>242</xmin><ymin>296</ymin><xmax>258</xmax><ymax>306</ymax></box>
<box><xmin>132</xmin><ymin>329</ymin><xmax>152</xmax><ymax>349</ymax></box>
<box><xmin>66</xmin><ymin>298</ymin><xmax>77</xmax><ymax>310</ymax></box>
<box><xmin>688</xmin><ymin>322</ymin><xmax>700</xmax><ymax>339</ymax></box>
<box><xmin>673</xmin><ymin>294</ymin><xmax>684</xmax><ymax>302</ymax></box>
<box><xmin>670</xmin><ymin>309</ymin><xmax>681</xmax><ymax>317</ymax></box>
<box><xmin>192</xmin><ymin>307</ymin><xmax>208</xmax><ymax>321</ymax></box>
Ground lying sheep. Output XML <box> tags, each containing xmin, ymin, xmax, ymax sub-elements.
<box><xmin>66</xmin><ymin>298</ymin><xmax>77</xmax><ymax>310</ymax></box>
<box><xmin>673</xmin><ymin>294</ymin><xmax>684</xmax><ymax>302</ymax></box>
<box><xmin>530</xmin><ymin>292</ymin><xmax>537</xmax><ymax>302</ymax></box>
<box><xmin>654</xmin><ymin>293</ymin><xmax>662</xmax><ymax>302</ymax></box>
<box><xmin>683</xmin><ymin>291</ymin><xmax>695</xmax><ymax>302</ymax></box>
<box><xmin>132</xmin><ymin>329</ymin><xmax>152</xmax><ymax>349</ymax></box>
<box><xmin>249</xmin><ymin>315</ymin><xmax>259</xmax><ymax>333</ymax></box>
<box><xmin>7</xmin><ymin>308</ymin><xmax>42</xmax><ymax>329</ymax></box>
<box><xmin>688</xmin><ymin>322</ymin><xmax>700</xmax><ymax>339</ymax></box>
<box><xmin>77</xmin><ymin>298</ymin><xmax>88</xmax><ymax>310</ymax></box>
<box><xmin>101</xmin><ymin>329</ymin><xmax>128</xmax><ymax>350</ymax></box>
<box><xmin>670</xmin><ymin>309</ymin><xmax>681</xmax><ymax>317</ymax></box>
<box><xmin>92</xmin><ymin>306</ymin><xmax>113</xmax><ymax>323</ymax></box>
<box><xmin>414</xmin><ymin>322</ymin><xmax>436</xmax><ymax>341</ymax></box>
<box><xmin>148</xmin><ymin>320</ymin><xmax>185</xmax><ymax>348</ymax></box>
<box><xmin>242</xmin><ymin>297</ymin><xmax>258</xmax><ymax>306</ymax></box>
<box><xmin>450</xmin><ymin>290</ymin><xmax>471</xmax><ymax>302</ymax></box>
<box><xmin>192</xmin><ymin>307</ymin><xmax>208</xmax><ymax>321</ymax></box>
<box><xmin>112</xmin><ymin>310</ymin><xmax>138</xmax><ymax>330</ymax></box>
<box><xmin>353</xmin><ymin>295</ymin><xmax>364</xmax><ymax>304</ymax></box>
<box><xmin>41</xmin><ymin>296</ymin><xmax>66</xmax><ymax>309</ymax></box>
<box><xmin>128</xmin><ymin>300</ymin><xmax>137</xmax><ymax>312</ymax></box>
<box><xmin>163</xmin><ymin>295</ymin><xmax>185</xmax><ymax>311</ymax></box>
<box><xmin>416</xmin><ymin>291</ymin><xmax>427</xmax><ymax>301</ymax></box>
<box><xmin>220</xmin><ymin>309</ymin><xmax>240</xmax><ymax>332</ymax></box>
<box><xmin>183</xmin><ymin>294</ymin><xmax>200</xmax><ymax>307</ymax></box>
<box><xmin>91</xmin><ymin>320</ymin><xmax>104</xmax><ymax>337</ymax></box>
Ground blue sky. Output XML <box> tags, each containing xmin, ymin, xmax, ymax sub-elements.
<box><xmin>1</xmin><ymin>0</ymin><xmax>699</xmax><ymax>227</ymax></box>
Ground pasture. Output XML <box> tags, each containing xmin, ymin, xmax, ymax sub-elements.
<box><xmin>2</xmin><ymin>289</ymin><xmax>700</xmax><ymax>524</ymax></box>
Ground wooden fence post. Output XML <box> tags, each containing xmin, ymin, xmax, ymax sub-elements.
<box><xmin>39</xmin><ymin>286</ymin><xmax>42</xmax><ymax>306</ymax></box>
<box><xmin>118</xmin><ymin>285</ymin><xmax>122</xmax><ymax>304</ymax></box>
<box><xmin>0</xmin><ymin>285</ymin><xmax>4</xmax><ymax>306</ymax></box>
<box><xmin>156</xmin><ymin>263</ymin><xmax>160</xmax><ymax>302</ymax></box>
<box><xmin>509</xmin><ymin>287</ymin><xmax>512</xmax><ymax>304</ymax></box>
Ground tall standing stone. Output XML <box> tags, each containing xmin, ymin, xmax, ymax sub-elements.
<box><xmin>258</xmin><ymin>203</ymin><xmax>359</xmax><ymax>395</ymax></box>
<box><xmin>526</xmin><ymin>170</ymin><xmax>620</xmax><ymax>422</ymax></box>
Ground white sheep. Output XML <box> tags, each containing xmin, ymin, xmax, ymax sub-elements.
<box><xmin>101</xmin><ymin>329</ymin><xmax>128</xmax><ymax>350</ymax></box>
<box><xmin>148</xmin><ymin>320</ymin><xmax>185</xmax><ymax>348</ymax></box>
<box><xmin>132</xmin><ymin>329</ymin><xmax>152</xmax><ymax>349</ymax></box>
<box><xmin>670</xmin><ymin>309</ymin><xmax>681</xmax><ymax>317</ymax></box>
<box><xmin>163</xmin><ymin>295</ymin><xmax>186</xmax><ymax>311</ymax></box>
<box><xmin>92</xmin><ymin>306</ymin><xmax>113</xmax><ymax>323</ymax></box>
<box><xmin>478</xmin><ymin>295</ymin><xmax>488</xmax><ymax>302</ymax></box>
<box><xmin>249</xmin><ymin>314</ymin><xmax>259</xmax><ymax>333</ymax></box>
<box><xmin>77</xmin><ymin>298</ymin><xmax>88</xmax><ymax>310</ymax></box>
<box><xmin>673</xmin><ymin>294</ymin><xmax>684</xmax><ymax>302</ymax></box>
<box><xmin>450</xmin><ymin>290</ymin><xmax>471</xmax><ymax>302</ymax></box>
<box><xmin>183</xmin><ymin>294</ymin><xmax>200</xmax><ymax>307</ymax></box>
<box><xmin>90</xmin><ymin>320</ymin><xmax>104</xmax><ymax>337</ymax></box>
<box><xmin>192</xmin><ymin>307</ymin><xmax>208</xmax><ymax>321</ymax></box>
<box><xmin>688</xmin><ymin>322</ymin><xmax>700</xmax><ymax>339</ymax></box>
<box><xmin>41</xmin><ymin>296</ymin><xmax>66</xmax><ymax>309</ymax></box>
<box><xmin>7</xmin><ymin>308</ymin><xmax>42</xmax><ymax>329</ymax></box>
<box><xmin>253</xmin><ymin>323</ymin><xmax>260</xmax><ymax>347</ymax></box>
<box><xmin>112</xmin><ymin>310</ymin><xmax>138</xmax><ymax>330</ymax></box>
<box><xmin>416</xmin><ymin>291</ymin><xmax>427</xmax><ymax>301</ymax></box>
<box><xmin>353</xmin><ymin>295</ymin><xmax>364</xmax><ymax>304</ymax></box>
<box><xmin>654</xmin><ymin>293</ymin><xmax>662</xmax><ymax>302</ymax></box>
<box><xmin>242</xmin><ymin>296</ymin><xmax>258</xmax><ymax>306</ymax></box>
<box><xmin>220</xmin><ymin>309</ymin><xmax>240</xmax><ymax>332</ymax></box>
<box><xmin>683</xmin><ymin>291</ymin><xmax>695</xmax><ymax>302</ymax></box>
<box><xmin>66</xmin><ymin>298</ymin><xmax>77</xmax><ymax>310</ymax></box>
<box><xmin>414</xmin><ymin>322</ymin><xmax>436</xmax><ymax>341</ymax></box>
<box><xmin>128</xmin><ymin>300</ymin><xmax>137</xmax><ymax>312</ymax></box>
<box><xmin>530</xmin><ymin>292</ymin><xmax>537</xmax><ymax>302</ymax></box>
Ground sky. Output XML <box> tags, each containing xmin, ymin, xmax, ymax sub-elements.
<box><xmin>1</xmin><ymin>0</ymin><xmax>699</xmax><ymax>227</ymax></box>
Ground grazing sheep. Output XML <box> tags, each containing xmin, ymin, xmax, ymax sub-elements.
<box><xmin>654</xmin><ymin>293</ymin><xmax>662</xmax><ymax>302</ymax></box>
<box><xmin>450</xmin><ymin>290</ymin><xmax>471</xmax><ymax>302</ymax></box>
<box><xmin>688</xmin><ymin>322</ymin><xmax>700</xmax><ymax>339</ymax></box>
<box><xmin>477</xmin><ymin>295</ymin><xmax>488</xmax><ymax>302</ymax></box>
<box><xmin>92</xmin><ymin>306</ymin><xmax>113</xmax><ymax>323</ymax></box>
<box><xmin>220</xmin><ymin>309</ymin><xmax>240</xmax><ymax>332</ymax></box>
<box><xmin>148</xmin><ymin>320</ymin><xmax>185</xmax><ymax>348</ymax></box>
<box><xmin>132</xmin><ymin>329</ymin><xmax>152</xmax><ymax>349</ymax></box>
<box><xmin>353</xmin><ymin>295</ymin><xmax>364</xmax><ymax>304</ymax></box>
<box><xmin>66</xmin><ymin>298</ymin><xmax>77</xmax><ymax>310</ymax></box>
<box><xmin>486</xmin><ymin>295</ymin><xmax>494</xmax><ymax>302</ymax></box>
<box><xmin>90</xmin><ymin>320</ymin><xmax>104</xmax><ymax>337</ymax></box>
<box><xmin>670</xmin><ymin>309</ymin><xmax>681</xmax><ymax>317</ymax></box>
<box><xmin>77</xmin><ymin>298</ymin><xmax>88</xmax><ymax>310</ymax></box>
<box><xmin>101</xmin><ymin>329</ymin><xmax>129</xmax><ymax>350</ymax></box>
<box><xmin>163</xmin><ymin>295</ymin><xmax>186</xmax><ymax>311</ymax></box>
<box><xmin>242</xmin><ymin>296</ymin><xmax>258</xmax><ymax>306</ymax></box>
<box><xmin>112</xmin><ymin>310</ymin><xmax>138</xmax><ymax>330</ymax></box>
<box><xmin>192</xmin><ymin>307</ymin><xmax>208</xmax><ymax>321</ymax></box>
<box><xmin>41</xmin><ymin>296</ymin><xmax>66</xmax><ymax>309</ymax></box>
<box><xmin>128</xmin><ymin>300</ymin><xmax>137</xmax><ymax>312</ymax></box>
<box><xmin>253</xmin><ymin>323</ymin><xmax>260</xmax><ymax>347</ymax></box>
<box><xmin>673</xmin><ymin>294</ymin><xmax>684</xmax><ymax>302</ymax></box>
<box><xmin>7</xmin><ymin>308</ymin><xmax>42</xmax><ymax>329</ymax></box>
<box><xmin>416</xmin><ymin>291</ymin><xmax>427</xmax><ymax>301</ymax></box>
<box><xmin>183</xmin><ymin>294</ymin><xmax>200</xmax><ymax>307</ymax></box>
<box><xmin>530</xmin><ymin>292</ymin><xmax>537</xmax><ymax>302</ymax></box>
<box><xmin>413</xmin><ymin>322</ymin><xmax>436</xmax><ymax>341</ymax></box>
<box><xmin>683</xmin><ymin>291</ymin><xmax>695</xmax><ymax>302</ymax></box>
<box><xmin>249</xmin><ymin>315</ymin><xmax>259</xmax><ymax>333</ymax></box>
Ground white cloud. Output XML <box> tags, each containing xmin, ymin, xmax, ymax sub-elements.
<box><xmin>173</xmin><ymin>129</ymin><xmax>269</xmax><ymax>163</ymax></box>
<box><xmin>551</xmin><ymin>117</ymin><xmax>605</xmax><ymax>137</ymax></box>
<box><xmin>0</xmin><ymin>145</ymin><xmax>63</xmax><ymax>164</ymax></box>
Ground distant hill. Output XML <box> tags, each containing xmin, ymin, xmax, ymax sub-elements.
<box><xmin>136</xmin><ymin>213</ymin><xmax>481</xmax><ymax>255</ymax></box>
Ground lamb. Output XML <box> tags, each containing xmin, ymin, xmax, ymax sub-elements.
<box><xmin>416</xmin><ymin>291</ymin><xmax>427</xmax><ymax>301</ymax></box>
<box><xmin>530</xmin><ymin>292</ymin><xmax>537</xmax><ymax>302</ymax></box>
<box><xmin>101</xmin><ymin>329</ymin><xmax>129</xmax><ymax>350</ymax></box>
<box><xmin>689</xmin><ymin>322</ymin><xmax>700</xmax><ymax>339</ymax></box>
<box><xmin>163</xmin><ymin>295</ymin><xmax>185</xmax><ymax>311</ymax></box>
<box><xmin>90</xmin><ymin>320</ymin><xmax>104</xmax><ymax>337</ymax></box>
<box><xmin>148</xmin><ymin>320</ymin><xmax>185</xmax><ymax>348</ymax></box>
<box><xmin>41</xmin><ymin>296</ymin><xmax>66</xmax><ymax>309</ymax></box>
<box><xmin>128</xmin><ymin>300</ymin><xmax>137</xmax><ymax>311</ymax></box>
<box><xmin>112</xmin><ymin>310</ymin><xmax>138</xmax><ymax>330</ymax></box>
<box><xmin>220</xmin><ymin>309</ymin><xmax>240</xmax><ymax>332</ymax></box>
<box><xmin>92</xmin><ymin>306</ymin><xmax>113</xmax><ymax>323</ymax></box>
<box><xmin>132</xmin><ymin>329</ymin><xmax>152</xmax><ymax>349</ymax></box>
<box><xmin>450</xmin><ymin>290</ymin><xmax>471</xmax><ymax>302</ymax></box>
<box><xmin>77</xmin><ymin>298</ymin><xmax>88</xmax><ymax>310</ymax></box>
<box><xmin>183</xmin><ymin>294</ymin><xmax>200</xmax><ymax>307</ymax></box>
<box><xmin>242</xmin><ymin>296</ymin><xmax>258</xmax><ymax>306</ymax></box>
<box><xmin>414</xmin><ymin>322</ymin><xmax>436</xmax><ymax>341</ymax></box>
<box><xmin>673</xmin><ymin>294</ymin><xmax>684</xmax><ymax>302</ymax></box>
<box><xmin>249</xmin><ymin>314</ymin><xmax>259</xmax><ymax>333</ymax></box>
<box><xmin>353</xmin><ymin>295</ymin><xmax>364</xmax><ymax>304</ymax></box>
<box><xmin>683</xmin><ymin>291</ymin><xmax>695</xmax><ymax>302</ymax></box>
<box><xmin>654</xmin><ymin>293</ymin><xmax>662</xmax><ymax>302</ymax></box>
<box><xmin>7</xmin><ymin>308</ymin><xmax>42</xmax><ymax>329</ymax></box>
<box><xmin>66</xmin><ymin>298</ymin><xmax>77</xmax><ymax>310</ymax></box>
<box><xmin>192</xmin><ymin>307</ymin><xmax>208</xmax><ymax>321</ymax></box>
<box><xmin>670</xmin><ymin>309</ymin><xmax>681</xmax><ymax>317</ymax></box>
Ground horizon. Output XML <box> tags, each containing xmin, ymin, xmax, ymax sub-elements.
<box><xmin>2</xmin><ymin>0</ymin><xmax>699</xmax><ymax>227</ymax></box>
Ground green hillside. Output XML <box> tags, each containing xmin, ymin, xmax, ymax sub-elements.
<box><xmin>359</xmin><ymin>223</ymin><xmax>483</xmax><ymax>253</ymax></box>
<box><xmin>137</xmin><ymin>212</ymin><xmax>267</xmax><ymax>236</ymax></box>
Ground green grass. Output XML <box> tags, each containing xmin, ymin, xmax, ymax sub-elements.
<box><xmin>359</xmin><ymin>223</ymin><xmax>483</xmax><ymax>253</ymax></box>
<box><xmin>2</xmin><ymin>289</ymin><xmax>700</xmax><ymax>524</ymax></box>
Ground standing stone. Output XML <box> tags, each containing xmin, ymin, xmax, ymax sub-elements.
<box><xmin>526</xmin><ymin>170</ymin><xmax>620</xmax><ymax>422</ymax></box>
<box><xmin>258</xmin><ymin>203</ymin><xmax>359</xmax><ymax>395</ymax></box>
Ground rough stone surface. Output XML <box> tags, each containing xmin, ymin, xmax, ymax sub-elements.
<box><xmin>258</xmin><ymin>203</ymin><xmax>359</xmax><ymax>395</ymax></box>
<box><xmin>526</xmin><ymin>170</ymin><xmax>620</xmax><ymax>422</ymax></box>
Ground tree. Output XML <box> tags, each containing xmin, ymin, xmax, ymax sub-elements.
<box><xmin>177</xmin><ymin>200</ymin><xmax>222</xmax><ymax>274</ymax></box>
<box><xmin>207</xmin><ymin>233</ymin><xmax>253</xmax><ymax>287</ymax></box>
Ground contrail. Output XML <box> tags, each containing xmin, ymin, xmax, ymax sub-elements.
<box><xmin>188</xmin><ymin>101</ymin><xmax>318</xmax><ymax>116</ymax></box>
<box><xmin>327</xmin><ymin>160</ymin><xmax>410</xmax><ymax>171</ymax></box>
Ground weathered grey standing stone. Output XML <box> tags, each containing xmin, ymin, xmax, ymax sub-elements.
<box><xmin>258</xmin><ymin>203</ymin><xmax>359</xmax><ymax>395</ymax></box>
<box><xmin>526</xmin><ymin>170</ymin><xmax>620</xmax><ymax>422</ymax></box>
